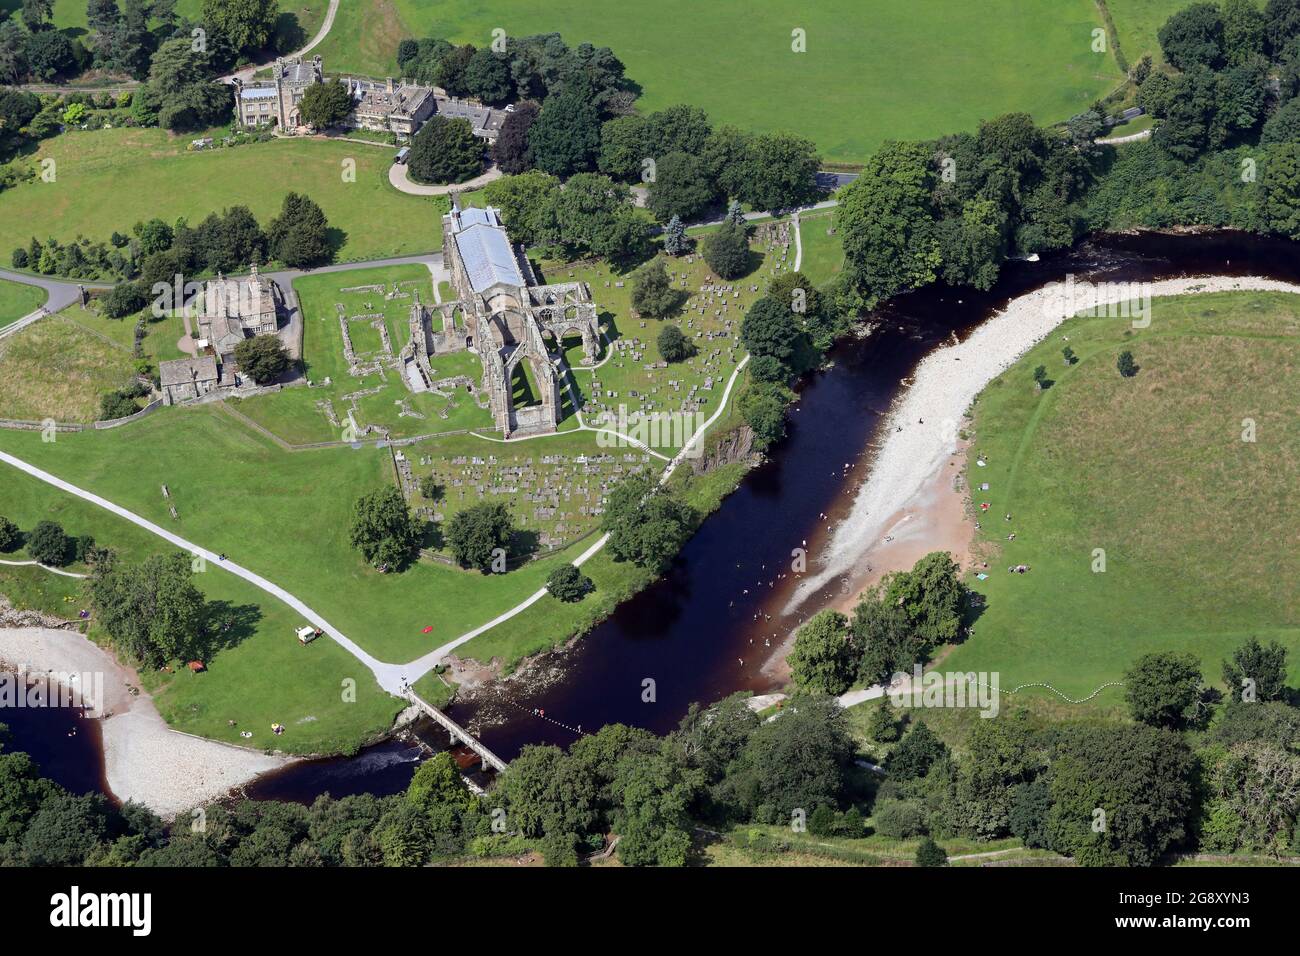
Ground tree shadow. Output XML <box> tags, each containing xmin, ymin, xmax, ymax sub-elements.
<box><xmin>324</xmin><ymin>227</ymin><xmax>348</xmax><ymax>261</ymax></box>
<box><xmin>202</xmin><ymin>600</ymin><xmax>262</xmax><ymax>655</ymax></box>
<box><xmin>273</xmin><ymin>13</ymin><xmax>307</xmax><ymax>53</ymax></box>
<box><xmin>508</xmin><ymin>528</ymin><xmax>540</xmax><ymax>562</ymax></box>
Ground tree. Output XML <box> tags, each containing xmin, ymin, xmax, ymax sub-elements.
<box><xmin>739</xmin><ymin>382</ymin><xmax>787</xmax><ymax>451</ymax></box>
<box><xmin>482</xmin><ymin>169</ymin><xmax>560</xmax><ymax>245</ymax></box>
<box><xmin>1222</xmin><ymin>0</ymin><xmax>1268</xmax><ymax>63</ymax></box>
<box><xmin>500</xmin><ymin>744</ymin><xmax>600</xmax><ymax>839</ymax></box>
<box><xmin>21</xmin><ymin>792</ymin><xmax>109</xmax><ymax>866</ymax></box>
<box><xmin>881</xmin><ymin>551</ymin><xmax>964</xmax><ymax>647</ymax></box>
<box><xmin>1117</xmin><ymin>349</ymin><xmax>1139</xmax><ymax>377</ymax></box>
<box><xmin>1033</xmin><ymin>364</ymin><xmax>1048</xmax><ymax>388</ymax></box>
<box><xmin>141</xmin><ymin>37</ymin><xmax>231</xmax><ymax>131</ymax></box>
<box><xmin>787</xmin><ymin>609</ymin><xmax>856</xmax><ymax>694</ymax></box>
<box><xmin>1264</xmin><ymin>0</ymin><xmax>1300</xmax><ymax>55</ymax></box>
<box><xmin>21</xmin><ymin>0</ymin><xmax>53</xmax><ymax>30</ymax></box>
<box><xmin>1046</xmin><ymin>724</ymin><xmax>1195</xmax><ymax>866</ymax></box>
<box><xmin>630</xmin><ymin>257</ymin><xmax>678</xmax><ymax>317</ymax></box>
<box><xmin>601</xmin><ymin>474</ymin><xmax>697</xmax><ymax>574</ymax></box>
<box><xmin>717</xmin><ymin>693</ymin><xmax>855</xmax><ymax>817</ymax></box>
<box><xmin>733</xmin><ymin>132</ymin><xmax>821</xmax><ymax>212</ymax></box>
<box><xmin>348</xmin><ymin>486</ymin><xmax>420</xmax><ymax>570</ymax></box>
<box><xmin>866</xmin><ymin>697</ymin><xmax>899</xmax><ymax>742</ymax></box>
<box><xmin>462</xmin><ymin>48</ymin><xmax>512</xmax><ymax>106</ymax></box>
<box><xmin>611</xmin><ymin>751</ymin><xmax>699</xmax><ymax>866</ymax></box>
<box><xmin>661</xmin><ymin>214</ymin><xmax>688</xmax><ymax>255</ymax></box>
<box><xmin>418</xmin><ymin>475</ymin><xmax>443</xmax><ymax>501</ymax></box>
<box><xmin>546</xmin><ymin>563</ymin><xmax>592</xmax><ymax>602</ymax></box>
<box><xmin>647</xmin><ymin>151</ymin><xmax>717</xmax><ymax>223</ymax></box>
<box><xmin>529</xmin><ymin>80</ymin><xmax>603</xmax><ymax>177</ymax></box>
<box><xmin>24</xmin><ymin>29</ymin><xmax>75</xmax><ymax>80</ymax></box>
<box><xmin>701</xmin><ymin>219</ymin><xmax>750</xmax><ymax>280</ymax></box>
<box><xmin>936</xmin><ymin>197</ymin><xmax>1007</xmax><ymax>291</ymax></box>
<box><xmin>1062</xmin><ymin>345</ymin><xmax>1076</xmax><ymax>365</ymax></box>
<box><xmin>26</xmin><ymin>520</ymin><xmax>71</xmax><ymax>566</ymax></box>
<box><xmin>201</xmin><ymin>0</ymin><xmax>277</xmax><ymax>57</ymax></box>
<box><xmin>1158</xmin><ymin>2</ymin><xmax>1227</xmax><ymax>70</ymax></box>
<box><xmin>0</xmin><ymin>517</ymin><xmax>19</xmax><ymax>552</ymax></box>
<box><xmin>491</xmin><ymin>100</ymin><xmax>539</xmax><ymax>174</ymax></box>
<box><xmin>233</xmin><ymin>334</ymin><xmax>290</xmax><ymax>385</ymax></box>
<box><xmin>656</xmin><ymin>324</ymin><xmax>693</xmax><ymax>363</ymax></box>
<box><xmin>298</xmin><ymin>79</ymin><xmax>354</xmax><ymax>129</ymax></box>
<box><xmin>740</xmin><ymin>294</ymin><xmax>801</xmax><ymax>367</ymax></box>
<box><xmin>1124</xmin><ymin>651</ymin><xmax>1206</xmax><ymax>730</ymax></box>
<box><xmin>914</xmin><ymin>837</ymin><xmax>948</xmax><ymax>867</ymax></box>
<box><xmin>101</xmin><ymin>281</ymin><xmax>148</xmax><ymax>319</ymax></box>
<box><xmin>887</xmin><ymin>720</ymin><xmax>948</xmax><ymax>780</ymax></box>
<box><xmin>1262</xmin><ymin>142</ymin><xmax>1300</xmax><ymax>240</ymax></box>
<box><xmin>673</xmin><ymin>693</ymin><xmax>759</xmax><ymax>784</ymax></box>
<box><xmin>1262</xmin><ymin>97</ymin><xmax>1300</xmax><ymax>146</ymax></box>
<box><xmin>267</xmin><ymin>191</ymin><xmax>332</xmax><ymax>267</ymax></box>
<box><xmin>444</xmin><ymin>501</ymin><xmax>514</xmax><ymax>572</ymax></box>
<box><xmin>836</xmin><ymin>141</ymin><xmax>940</xmax><ymax>306</ymax></box>
<box><xmin>87</xmin><ymin>0</ymin><xmax>123</xmax><ymax>36</ymax></box>
<box><xmin>407</xmin><ymin>115</ymin><xmax>484</xmax><ymax>185</ymax></box>
<box><xmin>597</xmin><ymin>114</ymin><xmax>651</xmax><ymax>182</ymax></box>
<box><xmin>86</xmin><ymin>552</ymin><xmax>206</xmax><ymax>665</ymax></box>
<box><xmin>1222</xmin><ymin>637</ymin><xmax>1289</xmax><ymax>703</ymax></box>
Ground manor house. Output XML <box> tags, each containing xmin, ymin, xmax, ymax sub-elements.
<box><xmin>234</xmin><ymin>56</ymin><xmax>508</xmax><ymax>143</ymax></box>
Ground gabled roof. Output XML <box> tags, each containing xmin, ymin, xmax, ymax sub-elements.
<box><xmin>454</xmin><ymin>220</ymin><xmax>523</xmax><ymax>293</ymax></box>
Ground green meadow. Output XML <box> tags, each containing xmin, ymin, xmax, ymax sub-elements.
<box><xmin>0</xmin><ymin>128</ymin><xmax>445</xmax><ymax>267</ymax></box>
<box><xmin>0</xmin><ymin>279</ymin><xmax>45</xmax><ymax>330</ymax></box>
<box><xmin>945</xmin><ymin>292</ymin><xmax>1300</xmax><ymax>704</ymax></box>
<box><xmin>0</xmin><ymin>465</ymin><xmax>402</xmax><ymax>754</ymax></box>
<box><xmin>315</xmin><ymin>0</ymin><xmax>1124</xmax><ymax>165</ymax></box>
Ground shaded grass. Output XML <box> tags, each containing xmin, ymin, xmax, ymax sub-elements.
<box><xmin>0</xmin><ymin>279</ymin><xmax>45</xmax><ymax>330</ymax></box>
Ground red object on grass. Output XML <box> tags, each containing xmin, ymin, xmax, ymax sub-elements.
<box><xmin>422</xmin><ymin>625</ymin><xmax>435</xmax><ymax>634</ymax></box>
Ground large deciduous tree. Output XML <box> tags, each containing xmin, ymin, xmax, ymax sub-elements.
<box><xmin>407</xmin><ymin>115</ymin><xmax>484</xmax><ymax>185</ymax></box>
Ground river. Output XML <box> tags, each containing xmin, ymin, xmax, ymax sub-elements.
<box><xmin>10</xmin><ymin>230</ymin><xmax>1300</xmax><ymax>803</ymax></box>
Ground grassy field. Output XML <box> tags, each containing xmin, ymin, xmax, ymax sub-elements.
<box><xmin>314</xmin><ymin>0</ymin><xmax>1123</xmax><ymax>165</ymax></box>
<box><xmin>0</xmin><ymin>279</ymin><xmax>45</xmax><ymax>330</ymax></box>
<box><xmin>0</xmin><ymin>405</ymin><xmax>611</xmax><ymax>662</ymax></box>
<box><xmin>944</xmin><ymin>291</ymin><xmax>1300</xmax><ymax>705</ymax></box>
<box><xmin>232</xmin><ymin>264</ymin><xmax>490</xmax><ymax>445</ymax></box>
<box><xmin>0</xmin><ymin>129</ymin><xmax>445</xmax><ymax>267</ymax></box>
<box><xmin>1106</xmin><ymin>0</ymin><xmax>1187</xmax><ymax>66</ymax></box>
<box><xmin>33</xmin><ymin>0</ymin><xmax>326</xmax><ymax>47</ymax></box>
<box><xmin>0</xmin><ymin>310</ymin><xmax>141</xmax><ymax>421</ymax></box>
<box><xmin>0</xmin><ymin>465</ymin><xmax>403</xmax><ymax>754</ymax></box>
<box><xmin>796</xmin><ymin>212</ymin><xmax>844</xmax><ymax>286</ymax></box>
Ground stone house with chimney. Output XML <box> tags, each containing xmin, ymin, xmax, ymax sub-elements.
<box><xmin>159</xmin><ymin>355</ymin><xmax>220</xmax><ymax>406</ymax></box>
<box><xmin>196</xmin><ymin>264</ymin><xmax>281</xmax><ymax>368</ymax></box>
<box><xmin>233</xmin><ymin>55</ymin><xmax>324</xmax><ymax>130</ymax></box>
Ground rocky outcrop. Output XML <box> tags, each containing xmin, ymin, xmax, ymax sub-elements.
<box><xmin>0</xmin><ymin>595</ymin><xmax>78</xmax><ymax>630</ymax></box>
<box><xmin>690</xmin><ymin>424</ymin><xmax>756</xmax><ymax>475</ymax></box>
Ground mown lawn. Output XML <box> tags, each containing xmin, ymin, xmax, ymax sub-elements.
<box><xmin>0</xmin><ymin>129</ymin><xmax>445</xmax><ymax>267</ymax></box>
<box><xmin>0</xmin><ymin>279</ymin><xmax>45</xmax><ymax>330</ymax></box>
<box><xmin>796</xmin><ymin>212</ymin><xmax>844</xmax><ymax>286</ymax></box>
<box><xmin>1106</xmin><ymin>0</ymin><xmax>1188</xmax><ymax>65</ymax></box>
<box><xmin>0</xmin><ymin>465</ymin><xmax>403</xmax><ymax>754</ymax></box>
<box><xmin>944</xmin><ymin>291</ymin><xmax>1300</xmax><ymax>704</ymax></box>
<box><xmin>0</xmin><ymin>406</ymin><xmax>607</xmax><ymax>662</ymax></box>
<box><xmin>314</xmin><ymin>0</ymin><xmax>1122</xmax><ymax>165</ymax></box>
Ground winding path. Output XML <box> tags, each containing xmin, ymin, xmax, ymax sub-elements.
<box><xmin>0</xmin><ymin>351</ymin><xmax>751</xmax><ymax>693</ymax></box>
<box><xmin>389</xmin><ymin>163</ymin><xmax>503</xmax><ymax>196</ymax></box>
<box><xmin>221</xmin><ymin>0</ymin><xmax>341</xmax><ymax>84</ymax></box>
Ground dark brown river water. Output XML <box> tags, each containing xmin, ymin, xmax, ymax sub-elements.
<box><xmin>10</xmin><ymin>231</ymin><xmax>1300</xmax><ymax>804</ymax></box>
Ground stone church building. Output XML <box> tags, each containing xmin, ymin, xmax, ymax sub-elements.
<box><xmin>401</xmin><ymin>203</ymin><xmax>601</xmax><ymax>437</ymax></box>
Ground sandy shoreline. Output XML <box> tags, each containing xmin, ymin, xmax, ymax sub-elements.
<box><xmin>0</xmin><ymin>626</ymin><xmax>289</xmax><ymax>818</ymax></box>
<box><xmin>786</xmin><ymin>274</ymin><xmax>1300</xmax><ymax>611</ymax></box>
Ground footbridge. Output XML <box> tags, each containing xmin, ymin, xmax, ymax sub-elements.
<box><xmin>405</xmin><ymin>690</ymin><xmax>508</xmax><ymax>773</ymax></box>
